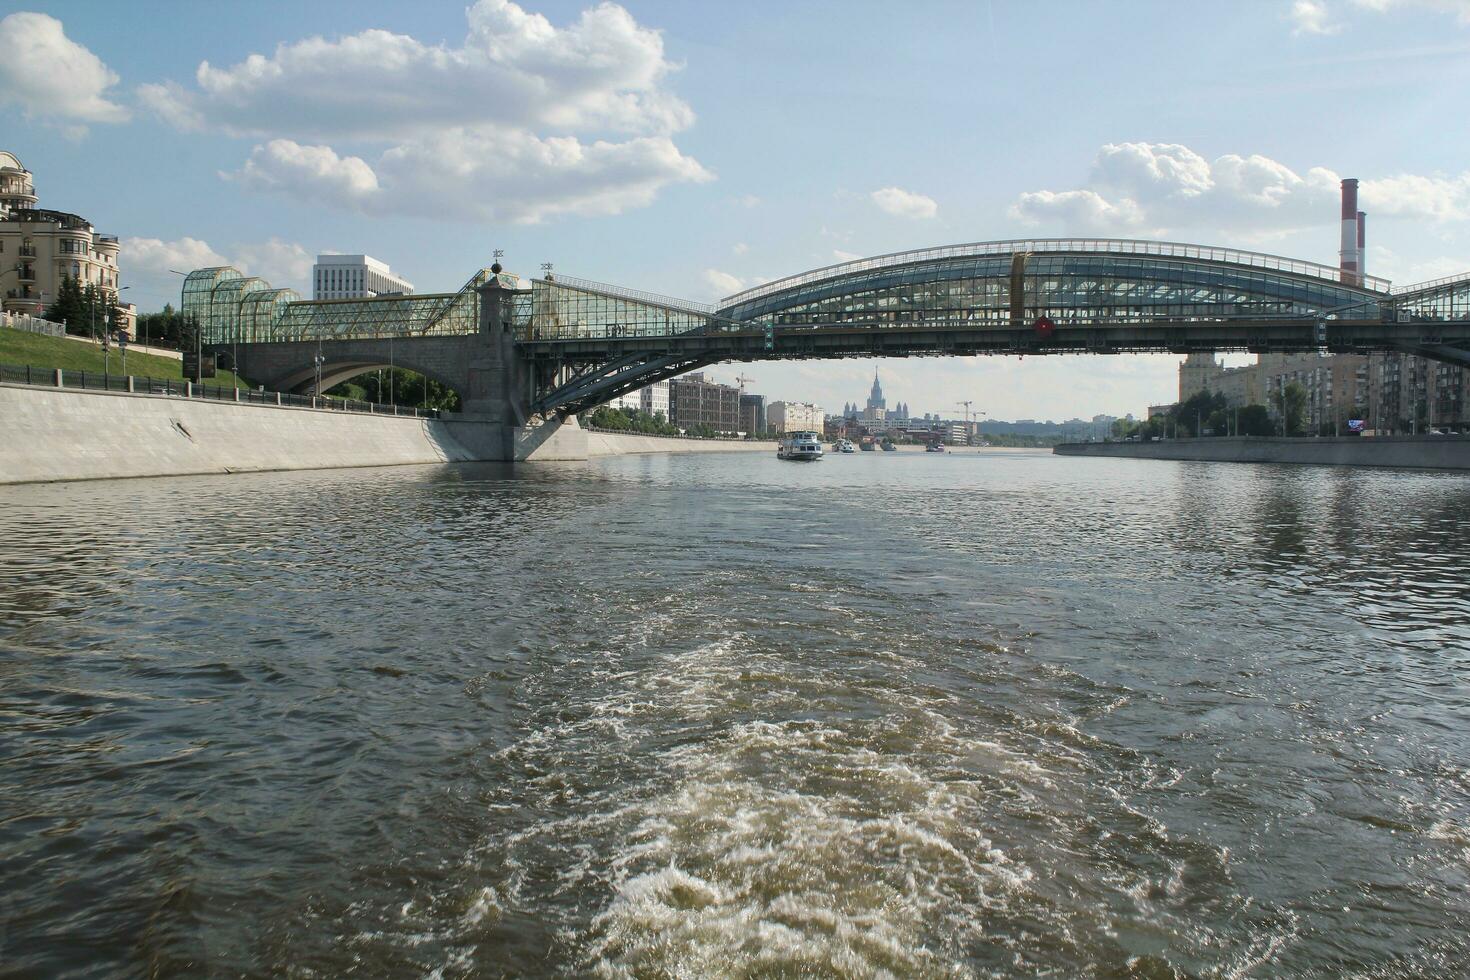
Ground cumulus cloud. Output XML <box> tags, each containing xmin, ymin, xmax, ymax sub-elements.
<box><xmin>832</xmin><ymin>249</ymin><xmax>862</xmax><ymax>262</ymax></box>
<box><xmin>224</xmin><ymin>130</ymin><xmax>710</xmax><ymax>225</ymax></box>
<box><xmin>1291</xmin><ymin>0</ymin><xmax>1342</xmax><ymax>33</ymax></box>
<box><xmin>1292</xmin><ymin>0</ymin><xmax>1470</xmax><ymax>33</ymax></box>
<box><xmin>0</xmin><ymin>12</ymin><xmax>130</xmax><ymax>132</ymax></box>
<box><xmin>732</xmin><ymin>242</ymin><xmax>748</xmax><ymax>255</ymax></box>
<box><xmin>871</xmin><ymin>186</ymin><xmax>938</xmax><ymax>220</ymax></box>
<box><xmin>702</xmin><ymin>268</ymin><xmax>744</xmax><ymax>295</ymax></box>
<box><xmin>123</xmin><ymin>235</ymin><xmax>317</xmax><ymax>311</ymax></box>
<box><xmin>227</xmin><ymin>141</ymin><xmax>381</xmax><ymax>210</ymax></box>
<box><xmin>1008</xmin><ymin>141</ymin><xmax>1470</xmax><ymax>238</ymax></box>
<box><xmin>139</xmin><ymin>0</ymin><xmax>708</xmax><ymax>223</ymax></box>
<box><xmin>138</xmin><ymin>0</ymin><xmax>689</xmax><ymax>140</ymax></box>
<box><xmin>1010</xmin><ymin>189</ymin><xmax>1150</xmax><ymax>235</ymax></box>
<box><xmin>232</xmin><ymin>238</ymin><xmax>316</xmax><ymax>286</ymax></box>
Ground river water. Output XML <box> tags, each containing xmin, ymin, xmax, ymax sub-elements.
<box><xmin>2</xmin><ymin>450</ymin><xmax>1469</xmax><ymax>977</ymax></box>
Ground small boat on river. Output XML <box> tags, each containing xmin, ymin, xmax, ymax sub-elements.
<box><xmin>777</xmin><ymin>431</ymin><xmax>824</xmax><ymax>461</ymax></box>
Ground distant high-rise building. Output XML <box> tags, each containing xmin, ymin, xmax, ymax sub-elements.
<box><xmin>739</xmin><ymin>393</ymin><xmax>767</xmax><ymax>434</ymax></box>
<box><xmin>669</xmin><ymin>372</ymin><xmax>740</xmax><ymax>432</ymax></box>
<box><xmin>313</xmin><ymin>254</ymin><xmax>414</xmax><ymax>300</ymax></box>
<box><xmin>865</xmin><ymin>371</ymin><xmax>886</xmax><ymax>412</ymax></box>
<box><xmin>641</xmin><ymin>380</ymin><xmax>670</xmax><ymax>419</ymax></box>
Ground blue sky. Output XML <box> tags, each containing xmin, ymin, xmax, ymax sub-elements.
<box><xmin>4</xmin><ymin>0</ymin><xmax>1469</xmax><ymax>420</ymax></box>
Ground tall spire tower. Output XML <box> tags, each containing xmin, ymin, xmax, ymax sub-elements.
<box><xmin>866</xmin><ymin>370</ymin><xmax>886</xmax><ymax>412</ymax></box>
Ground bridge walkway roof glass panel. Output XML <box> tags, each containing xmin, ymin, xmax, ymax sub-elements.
<box><xmin>717</xmin><ymin>239</ymin><xmax>1393</xmax><ymax>313</ymax></box>
<box><xmin>254</xmin><ymin>268</ymin><xmax>495</xmax><ymax>343</ymax></box>
<box><xmin>514</xmin><ymin>276</ymin><xmax>728</xmax><ymax>343</ymax></box>
<box><xmin>181</xmin><ymin>266</ymin><xmax>243</xmax><ymax>328</ymax></box>
<box><xmin>721</xmin><ymin>249</ymin><xmax>1387</xmax><ymax>325</ymax></box>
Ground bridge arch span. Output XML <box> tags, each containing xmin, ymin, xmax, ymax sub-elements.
<box><xmin>224</xmin><ymin>335</ymin><xmax>483</xmax><ymax>404</ymax></box>
<box><xmin>270</xmin><ymin>359</ymin><xmax>467</xmax><ymax>399</ymax></box>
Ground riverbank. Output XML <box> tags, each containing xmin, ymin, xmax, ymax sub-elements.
<box><xmin>1054</xmin><ymin>435</ymin><xmax>1470</xmax><ymax>470</ymax></box>
<box><xmin>2</xmin><ymin>326</ymin><xmax>247</xmax><ymax>386</ymax></box>
<box><xmin>0</xmin><ymin>384</ymin><xmax>784</xmax><ymax>484</ymax></box>
<box><xmin>586</xmin><ymin>430</ymin><xmax>774</xmax><ymax>456</ymax></box>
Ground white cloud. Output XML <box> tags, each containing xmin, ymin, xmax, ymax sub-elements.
<box><xmin>0</xmin><ymin>12</ymin><xmax>130</xmax><ymax>132</ymax></box>
<box><xmin>1009</xmin><ymin>189</ymin><xmax>1150</xmax><ymax>234</ymax></box>
<box><xmin>732</xmin><ymin>242</ymin><xmax>749</xmax><ymax>255</ymax></box>
<box><xmin>1291</xmin><ymin>0</ymin><xmax>1342</xmax><ymax>34</ymax></box>
<box><xmin>138</xmin><ymin>0</ymin><xmax>689</xmax><ymax>140</ymax></box>
<box><xmin>832</xmin><ymin>249</ymin><xmax>862</xmax><ymax>262</ymax></box>
<box><xmin>871</xmin><ymin>186</ymin><xmax>938</xmax><ymax>220</ymax></box>
<box><xmin>232</xmin><ymin>238</ymin><xmax>315</xmax><ymax>287</ymax></box>
<box><xmin>1009</xmin><ymin>141</ymin><xmax>1470</xmax><ymax>238</ymax></box>
<box><xmin>1093</xmin><ymin>142</ymin><xmax>1214</xmax><ymax>198</ymax></box>
<box><xmin>143</xmin><ymin>0</ymin><xmax>709</xmax><ymax>223</ymax></box>
<box><xmin>1290</xmin><ymin>0</ymin><xmax>1470</xmax><ymax>34</ymax></box>
<box><xmin>122</xmin><ymin>235</ymin><xmax>317</xmax><ymax>312</ymax></box>
<box><xmin>702</xmin><ymin>268</ymin><xmax>744</xmax><ymax>295</ymax></box>
<box><xmin>124</xmin><ymin>236</ymin><xmax>230</xmax><ymax>280</ymax></box>
<box><xmin>1351</xmin><ymin>0</ymin><xmax>1470</xmax><ymax>21</ymax></box>
<box><xmin>228</xmin><ymin>141</ymin><xmax>381</xmax><ymax>210</ymax></box>
<box><xmin>731</xmin><ymin>195</ymin><xmax>761</xmax><ymax>209</ymax></box>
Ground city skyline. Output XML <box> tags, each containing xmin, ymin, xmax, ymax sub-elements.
<box><xmin>4</xmin><ymin>0</ymin><xmax>1470</xmax><ymax>419</ymax></box>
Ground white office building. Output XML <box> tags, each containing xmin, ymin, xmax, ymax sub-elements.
<box><xmin>640</xmin><ymin>380</ymin><xmax>670</xmax><ymax>418</ymax></box>
<box><xmin>605</xmin><ymin>380</ymin><xmax>671</xmax><ymax>418</ymax></box>
<box><xmin>768</xmin><ymin>400</ymin><xmax>824</xmax><ymax>433</ymax></box>
<box><xmin>313</xmin><ymin>254</ymin><xmax>414</xmax><ymax>300</ymax></box>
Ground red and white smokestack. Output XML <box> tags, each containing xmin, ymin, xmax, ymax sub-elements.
<box><xmin>1340</xmin><ymin>178</ymin><xmax>1360</xmax><ymax>284</ymax></box>
<box><xmin>1357</xmin><ymin>209</ymin><xmax>1366</xmax><ymax>277</ymax></box>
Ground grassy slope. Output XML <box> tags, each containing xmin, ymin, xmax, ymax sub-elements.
<box><xmin>0</xmin><ymin>327</ymin><xmax>251</xmax><ymax>388</ymax></box>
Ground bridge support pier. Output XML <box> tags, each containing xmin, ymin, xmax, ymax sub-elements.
<box><xmin>438</xmin><ymin>272</ymin><xmax>588</xmax><ymax>461</ymax></box>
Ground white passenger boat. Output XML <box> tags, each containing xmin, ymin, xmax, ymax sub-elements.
<box><xmin>837</xmin><ymin>439</ymin><xmax>856</xmax><ymax>453</ymax></box>
<box><xmin>777</xmin><ymin>431</ymin><xmax>824</xmax><ymax>461</ymax></box>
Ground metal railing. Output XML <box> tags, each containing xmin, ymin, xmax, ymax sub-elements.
<box><xmin>0</xmin><ymin>362</ymin><xmax>440</xmax><ymax>418</ymax></box>
<box><xmin>1396</xmin><ymin>270</ymin><xmax>1470</xmax><ymax>296</ymax></box>
<box><xmin>718</xmin><ymin>238</ymin><xmax>1394</xmax><ymax>307</ymax></box>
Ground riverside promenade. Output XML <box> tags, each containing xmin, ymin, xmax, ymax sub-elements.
<box><xmin>1054</xmin><ymin>435</ymin><xmax>1470</xmax><ymax>470</ymax></box>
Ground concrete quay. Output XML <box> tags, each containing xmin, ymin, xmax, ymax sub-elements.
<box><xmin>0</xmin><ymin>384</ymin><xmax>771</xmax><ymax>485</ymax></box>
<box><xmin>1054</xmin><ymin>435</ymin><xmax>1470</xmax><ymax>470</ymax></box>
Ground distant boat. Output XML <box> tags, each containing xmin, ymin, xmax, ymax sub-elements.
<box><xmin>925</xmin><ymin>442</ymin><xmax>945</xmax><ymax>453</ymax></box>
<box><xmin>859</xmin><ymin>439</ymin><xmax>876</xmax><ymax>451</ymax></box>
<box><xmin>880</xmin><ymin>439</ymin><xmax>897</xmax><ymax>452</ymax></box>
<box><xmin>837</xmin><ymin>439</ymin><xmax>856</xmax><ymax>453</ymax></box>
<box><xmin>777</xmin><ymin>431</ymin><xmax>824</xmax><ymax>461</ymax></box>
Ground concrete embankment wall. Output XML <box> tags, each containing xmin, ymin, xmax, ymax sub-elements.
<box><xmin>0</xmin><ymin>384</ymin><xmax>475</xmax><ymax>484</ymax></box>
<box><xmin>585</xmin><ymin>430</ymin><xmax>776</xmax><ymax>456</ymax></box>
<box><xmin>0</xmin><ymin>386</ymin><xmax>786</xmax><ymax>485</ymax></box>
<box><xmin>1054</xmin><ymin>435</ymin><xmax>1470</xmax><ymax>470</ymax></box>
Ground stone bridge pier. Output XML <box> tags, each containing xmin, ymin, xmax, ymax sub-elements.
<box><xmin>224</xmin><ymin>274</ymin><xmax>586</xmax><ymax>461</ymax></box>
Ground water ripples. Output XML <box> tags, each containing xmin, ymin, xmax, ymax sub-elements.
<box><xmin>1</xmin><ymin>454</ymin><xmax>1469</xmax><ymax>976</ymax></box>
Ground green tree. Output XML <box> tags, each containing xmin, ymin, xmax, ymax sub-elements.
<box><xmin>1236</xmin><ymin>404</ymin><xmax>1274</xmax><ymax>437</ymax></box>
<box><xmin>1274</xmin><ymin>382</ymin><xmax>1309</xmax><ymax>435</ymax></box>
<box><xmin>135</xmin><ymin>303</ymin><xmax>191</xmax><ymax>349</ymax></box>
<box><xmin>1170</xmin><ymin>390</ymin><xmax>1228</xmax><ymax>437</ymax></box>
<box><xmin>45</xmin><ymin>275</ymin><xmax>86</xmax><ymax>332</ymax></box>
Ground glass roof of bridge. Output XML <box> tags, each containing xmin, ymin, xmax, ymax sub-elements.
<box><xmin>718</xmin><ymin>238</ymin><xmax>1394</xmax><ymax>311</ymax></box>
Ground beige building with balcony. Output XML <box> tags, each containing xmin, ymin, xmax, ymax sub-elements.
<box><xmin>0</xmin><ymin>150</ymin><xmax>133</xmax><ymax>335</ymax></box>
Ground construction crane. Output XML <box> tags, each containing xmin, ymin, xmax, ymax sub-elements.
<box><xmin>735</xmin><ymin>374</ymin><xmax>756</xmax><ymax>394</ymax></box>
<box><xmin>956</xmin><ymin>401</ymin><xmax>986</xmax><ymax>446</ymax></box>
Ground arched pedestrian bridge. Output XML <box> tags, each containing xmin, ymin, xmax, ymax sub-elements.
<box><xmin>186</xmin><ymin>238</ymin><xmax>1470</xmax><ymax>425</ymax></box>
